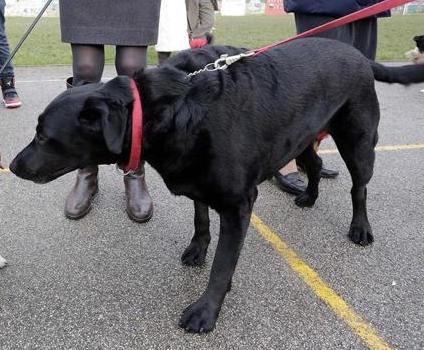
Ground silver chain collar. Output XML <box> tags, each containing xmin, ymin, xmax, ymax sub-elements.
<box><xmin>187</xmin><ymin>52</ymin><xmax>254</xmax><ymax>78</ymax></box>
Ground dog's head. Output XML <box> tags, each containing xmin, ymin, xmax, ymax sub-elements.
<box><xmin>413</xmin><ymin>35</ymin><xmax>424</xmax><ymax>53</ymax></box>
<box><xmin>10</xmin><ymin>76</ymin><xmax>134</xmax><ymax>183</ymax></box>
<box><xmin>11</xmin><ymin>55</ymin><xmax>223</xmax><ymax>184</ymax></box>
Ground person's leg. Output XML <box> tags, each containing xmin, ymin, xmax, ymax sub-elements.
<box><xmin>352</xmin><ymin>17</ymin><xmax>377</xmax><ymax>60</ymax></box>
<box><xmin>71</xmin><ymin>44</ymin><xmax>105</xmax><ymax>85</ymax></box>
<box><xmin>157</xmin><ymin>51</ymin><xmax>171</xmax><ymax>65</ymax></box>
<box><xmin>0</xmin><ymin>0</ymin><xmax>21</xmax><ymax>108</ymax></box>
<box><xmin>276</xmin><ymin>13</ymin><xmax>343</xmax><ymax>192</ymax></box>
<box><xmin>294</xmin><ymin>13</ymin><xmax>354</xmax><ymax>44</ymax></box>
<box><xmin>0</xmin><ymin>0</ymin><xmax>13</xmax><ymax>78</ymax></box>
<box><xmin>65</xmin><ymin>44</ymin><xmax>105</xmax><ymax>220</ymax></box>
<box><xmin>115</xmin><ymin>45</ymin><xmax>147</xmax><ymax>76</ymax></box>
<box><xmin>115</xmin><ymin>46</ymin><xmax>153</xmax><ymax>223</ymax></box>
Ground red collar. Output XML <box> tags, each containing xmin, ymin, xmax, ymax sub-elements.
<box><xmin>122</xmin><ymin>79</ymin><xmax>143</xmax><ymax>173</ymax></box>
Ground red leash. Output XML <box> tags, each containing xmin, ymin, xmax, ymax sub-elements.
<box><xmin>247</xmin><ymin>0</ymin><xmax>415</xmax><ymax>142</ymax></box>
<box><xmin>125</xmin><ymin>0</ymin><xmax>415</xmax><ymax>171</ymax></box>
<box><xmin>252</xmin><ymin>0</ymin><xmax>415</xmax><ymax>56</ymax></box>
<box><xmin>205</xmin><ymin>0</ymin><xmax>415</xmax><ymax>73</ymax></box>
<box><xmin>122</xmin><ymin>79</ymin><xmax>143</xmax><ymax>174</ymax></box>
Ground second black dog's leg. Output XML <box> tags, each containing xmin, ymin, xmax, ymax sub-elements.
<box><xmin>343</xmin><ymin>144</ymin><xmax>375</xmax><ymax>246</ymax></box>
<box><xmin>295</xmin><ymin>144</ymin><xmax>322</xmax><ymax>208</ymax></box>
<box><xmin>179</xmin><ymin>189</ymin><xmax>256</xmax><ymax>333</ymax></box>
<box><xmin>181</xmin><ymin>201</ymin><xmax>211</xmax><ymax>266</ymax></box>
<box><xmin>330</xmin><ymin>104</ymin><xmax>378</xmax><ymax>246</ymax></box>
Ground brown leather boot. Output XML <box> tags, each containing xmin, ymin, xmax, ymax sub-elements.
<box><xmin>64</xmin><ymin>166</ymin><xmax>99</xmax><ymax>220</ymax></box>
<box><xmin>124</xmin><ymin>165</ymin><xmax>153</xmax><ymax>223</ymax></box>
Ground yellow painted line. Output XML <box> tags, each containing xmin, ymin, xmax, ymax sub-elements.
<box><xmin>319</xmin><ymin>143</ymin><xmax>424</xmax><ymax>155</ymax></box>
<box><xmin>251</xmin><ymin>213</ymin><xmax>393</xmax><ymax>350</ymax></box>
<box><xmin>0</xmin><ymin>168</ymin><xmax>10</xmax><ymax>173</ymax></box>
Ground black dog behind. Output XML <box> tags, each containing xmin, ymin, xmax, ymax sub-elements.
<box><xmin>10</xmin><ymin>39</ymin><xmax>424</xmax><ymax>333</ymax></box>
<box><xmin>414</xmin><ymin>35</ymin><xmax>424</xmax><ymax>53</ymax></box>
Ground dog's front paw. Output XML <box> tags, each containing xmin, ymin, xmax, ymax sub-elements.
<box><xmin>349</xmin><ymin>225</ymin><xmax>374</xmax><ymax>246</ymax></box>
<box><xmin>179</xmin><ymin>298</ymin><xmax>219</xmax><ymax>333</ymax></box>
<box><xmin>295</xmin><ymin>192</ymin><xmax>317</xmax><ymax>208</ymax></box>
<box><xmin>181</xmin><ymin>241</ymin><xmax>208</xmax><ymax>267</ymax></box>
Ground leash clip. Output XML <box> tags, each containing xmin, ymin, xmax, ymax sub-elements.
<box><xmin>187</xmin><ymin>51</ymin><xmax>254</xmax><ymax>78</ymax></box>
<box><xmin>213</xmin><ymin>54</ymin><xmax>230</xmax><ymax>70</ymax></box>
<box><xmin>213</xmin><ymin>52</ymin><xmax>255</xmax><ymax>71</ymax></box>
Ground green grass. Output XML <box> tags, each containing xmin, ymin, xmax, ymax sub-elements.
<box><xmin>4</xmin><ymin>14</ymin><xmax>423</xmax><ymax>66</ymax></box>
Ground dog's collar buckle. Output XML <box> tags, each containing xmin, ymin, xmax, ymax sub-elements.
<box><xmin>115</xmin><ymin>164</ymin><xmax>136</xmax><ymax>177</ymax></box>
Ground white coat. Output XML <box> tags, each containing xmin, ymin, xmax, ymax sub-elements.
<box><xmin>156</xmin><ymin>0</ymin><xmax>190</xmax><ymax>52</ymax></box>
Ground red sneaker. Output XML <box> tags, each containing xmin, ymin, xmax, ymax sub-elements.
<box><xmin>1</xmin><ymin>77</ymin><xmax>22</xmax><ymax>109</ymax></box>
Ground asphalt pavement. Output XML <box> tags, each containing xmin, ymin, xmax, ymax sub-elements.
<box><xmin>0</xmin><ymin>65</ymin><xmax>423</xmax><ymax>350</ymax></box>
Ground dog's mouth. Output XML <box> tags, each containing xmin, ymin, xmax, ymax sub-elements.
<box><xmin>12</xmin><ymin>165</ymin><xmax>77</xmax><ymax>184</ymax></box>
<box><xmin>36</xmin><ymin>165</ymin><xmax>78</xmax><ymax>184</ymax></box>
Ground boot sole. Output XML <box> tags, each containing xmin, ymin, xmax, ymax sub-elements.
<box><xmin>126</xmin><ymin>208</ymin><xmax>154</xmax><ymax>223</ymax></box>
<box><xmin>3</xmin><ymin>101</ymin><xmax>22</xmax><ymax>108</ymax></box>
<box><xmin>65</xmin><ymin>205</ymin><xmax>93</xmax><ymax>220</ymax></box>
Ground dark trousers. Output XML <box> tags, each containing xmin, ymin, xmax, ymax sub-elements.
<box><xmin>294</xmin><ymin>13</ymin><xmax>377</xmax><ymax>60</ymax></box>
<box><xmin>0</xmin><ymin>0</ymin><xmax>14</xmax><ymax>79</ymax></box>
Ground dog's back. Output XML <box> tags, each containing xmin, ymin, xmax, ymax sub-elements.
<box><xmin>141</xmin><ymin>38</ymin><xmax>379</xmax><ymax>187</ymax></box>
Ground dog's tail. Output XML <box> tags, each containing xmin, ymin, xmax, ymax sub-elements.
<box><xmin>371</xmin><ymin>60</ymin><xmax>424</xmax><ymax>85</ymax></box>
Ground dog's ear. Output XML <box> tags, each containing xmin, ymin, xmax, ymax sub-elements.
<box><xmin>79</xmin><ymin>77</ymin><xmax>133</xmax><ymax>154</ymax></box>
<box><xmin>140</xmin><ymin>66</ymin><xmax>191</xmax><ymax>103</ymax></box>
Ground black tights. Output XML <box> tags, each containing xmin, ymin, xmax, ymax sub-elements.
<box><xmin>71</xmin><ymin>44</ymin><xmax>147</xmax><ymax>85</ymax></box>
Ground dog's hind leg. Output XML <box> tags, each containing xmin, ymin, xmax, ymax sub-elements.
<box><xmin>179</xmin><ymin>187</ymin><xmax>257</xmax><ymax>333</ymax></box>
<box><xmin>330</xmin><ymin>104</ymin><xmax>379</xmax><ymax>246</ymax></box>
<box><xmin>181</xmin><ymin>201</ymin><xmax>211</xmax><ymax>266</ymax></box>
<box><xmin>295</xmin><ymin>144</ymin><xmax>322</xmax><ymax>208</ymax></box>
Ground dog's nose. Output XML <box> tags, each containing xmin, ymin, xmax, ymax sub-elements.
<box><xmin>8</xmin><ymin>157</ymin><xmax>20</xmax><ymax>176</ymax></box>
<box><xmin>9</xmin><ymin>156</ymin><xmax>33</xmax><ymax>178</ymax></box>
<box><xmin>9</xmin><ymin>155</ymin><xmax>42</xmax><ymax>181</ymax></box>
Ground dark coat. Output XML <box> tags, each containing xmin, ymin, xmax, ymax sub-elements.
<box><xmin>284</xmin><ymin>0</ymin><xmax>389</xmax><ymax>17</ymax></box>
<box><xmin>59</xmin><ymin>0</ymin><xmax>161</xmax><ymax>46</ymax></box>
<box><xmin>186</xmin><ymin>0</ymin><xmax>215</xmax><ymax>39</ymax></box>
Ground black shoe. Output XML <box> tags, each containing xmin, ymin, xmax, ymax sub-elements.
<box><xmin>320</xmin><ymin>167</ymin><xmax>339</xmax><ymax>179</ymax></box>
<box><xmin>274</xmin><ymin>172</ymin><xmax>306</xmax><ymax>195</ymax></box>
<box><xmin>298</xmin><ymin>163</ymin><xmax>339</xmax><ymax>179</ymax></box>
<box><xmin>1</xmin><ymin>77</ymin><xmax>22</xmax><ymax>108</ymax></box>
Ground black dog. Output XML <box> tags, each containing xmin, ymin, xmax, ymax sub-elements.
<box><xmin>10</xmin><ymin>39</ymin><xmax>424</xmax><ymax>333</ymax></box>
<box><xmin>414</xmin><ymin>35</ymin><xmax>424</xmax><ymax>53</ymax></box>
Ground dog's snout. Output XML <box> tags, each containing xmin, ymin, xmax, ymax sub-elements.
<box><xmin>9</xmin><ymin>153</ymin><xmax>39</xmax><ymax>180</ymax></box>
<box><xmin>9</xmin><ymin>156</ymin><xmax>30</xmax><ymax>178</ymax></box>
<box><xmin>8</xmin><ymin>158</ymin><xmax>18</xmax><ymax>175</ymax></box>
